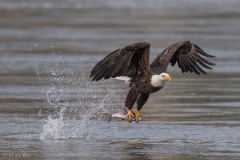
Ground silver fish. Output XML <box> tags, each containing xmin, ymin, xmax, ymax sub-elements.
<box><xmin>108</xmin><ymin>110</ymin><xmax>141</xmax><ymax>123</ymax></box>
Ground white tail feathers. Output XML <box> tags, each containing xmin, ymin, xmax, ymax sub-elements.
<box><xmin>112</xmin><ymin>76</ymin><xmax>131</xmax><ymax>86</ymax></box>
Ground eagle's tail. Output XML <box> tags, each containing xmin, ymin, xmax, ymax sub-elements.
<box><xmin>112</xmin><ymin>76</ymin><xmax>131</xmax><ymax>86</ymax></box>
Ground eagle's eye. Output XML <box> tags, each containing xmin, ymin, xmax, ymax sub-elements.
<box><xmin>162</xmin><ymin>75</ymin><xmax>166</xmax><ymax>77</ymax></box>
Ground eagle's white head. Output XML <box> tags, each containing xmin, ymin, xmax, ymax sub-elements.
<box><xmin>151</xmin><ymin>73</ymin><xmax>171</xmax><ymax>87</ymax></box>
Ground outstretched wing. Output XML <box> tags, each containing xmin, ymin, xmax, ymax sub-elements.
<box><xmin>150</xmin><ymin>41</ymin><xmax>215</xmax><ymax>75</ymax></box>
<box><xmin>90</xmin><ymin>42</ymin><xmax>150</xmax><ymax>81</ymax></box>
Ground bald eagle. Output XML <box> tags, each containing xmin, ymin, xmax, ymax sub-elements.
<box><xmin>90</xmin><ymin>41</ymin><xmax>215</xmax><ymax>122</ymax></box>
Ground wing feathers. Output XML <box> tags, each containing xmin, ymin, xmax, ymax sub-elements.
<box><xmin>113</xmin><ymin>54</ymin><xmax>133</xmax><ymax>77</ymax></box>
<box><xmin>187</xmin><ymin>56</ymin><xmax>207</xmax><ymax>74</ymax></box>
<box><xmin>91</xmin><ymin>50</ymin><xmax>134</xmax><ymax>81</ymax></box>
<box><xmin>182</xmin><ymin>55</ymin><xmax>189</xmax><ymax>72</ymax></box>
<box><xmin>90</xmin><ymin>42</ymin><xmax>150</xmax><ymax>81</ymax></box>
<box><xmin>187</xmin><ymin>59</ymin><xmax>200</xmax><ymax>75</ymax></box>
<box><xmin>150</xmin><ymin>41</ymin><xmax>215</xmax><ymax>75</ymax></box>
<box><xmin>90</xmin><ymin>49</ymin><xmax>120</xmax><ymax>77</ymax></box>
<box><xmin>177</xmin><ymin>54</ymin><xmax>181</xmax><ymax>69</ymax></box>
<box><xmin>104</xmin><ymin>56</ymin><xmax>127</xmax><ymax>79</ymax></box>
<box><xmin>92</xmin><ymin>68</ymin><xmax>108</xmax><ymax>81</ymax></box>
<box><xmin>196</xmin><ymin>54</ymin><xmax>215</xmax><ymax>66</ymax></box>
<box><xmin>171</xmin><ymin>53</ymin><xmax>177</xmax><ymax>66</ymax></box>
<box><xmin>194</xmin><ymin>44</ymin><xmax>215</xmax><ymax>58</ymax></box>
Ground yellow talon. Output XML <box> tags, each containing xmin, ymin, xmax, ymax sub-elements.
<box><xmin>126</xmin><ymin>109</ymin><xmax>135</xmax><ymax>122</ymax></box>
<box><xmin>132</xmin><ymin>110</ymin><xmax>142</xmax><ymax>123</ymax></box>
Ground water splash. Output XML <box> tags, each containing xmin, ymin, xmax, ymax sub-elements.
<box><xmin>40</xmin><ymin>108</ymin><xmax>66</xmax><ymax>140</ymax></box>
<box><xmin>35</xmin><ymin>52</ymin><xmax>123</xmax><ymax>140</ymax></box>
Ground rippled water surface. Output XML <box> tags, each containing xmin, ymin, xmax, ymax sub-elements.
<box><xmin>1</xmin><ymin>0</ymin><xmax>240</xmax><ymax>159</ymax></box>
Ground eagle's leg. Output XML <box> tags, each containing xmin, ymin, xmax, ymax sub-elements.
<box><xmin>133</xmin><ymin>93</ymin><xmax>149</xmax><ymax>123</ymax></box>
<box><xmin>125</xmin><ymin>88</ymin><xmax>139</xmax><ymax>122</ymax></box>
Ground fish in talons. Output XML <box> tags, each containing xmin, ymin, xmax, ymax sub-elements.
<box><xmin>108</xmin><ymin>109</ymin><xmax>142</xmax><ymax>123</ymax></box>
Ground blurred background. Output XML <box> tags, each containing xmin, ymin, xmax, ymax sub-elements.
<box><xmin>0</xmin><ymin>0</ymin><xmax>240</xmax><ymax>159</ymax></box>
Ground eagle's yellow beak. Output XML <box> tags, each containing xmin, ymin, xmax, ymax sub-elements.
<box><xmin>164</xmin><ymin>75</ymin><xmax>171</xmax><ymax>82</ymax></box>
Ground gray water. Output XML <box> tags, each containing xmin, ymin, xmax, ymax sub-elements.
<box><xmin>1</xmin><ymin>0</ymin><xmax>240</xmax><ymax>159</ymax></box>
